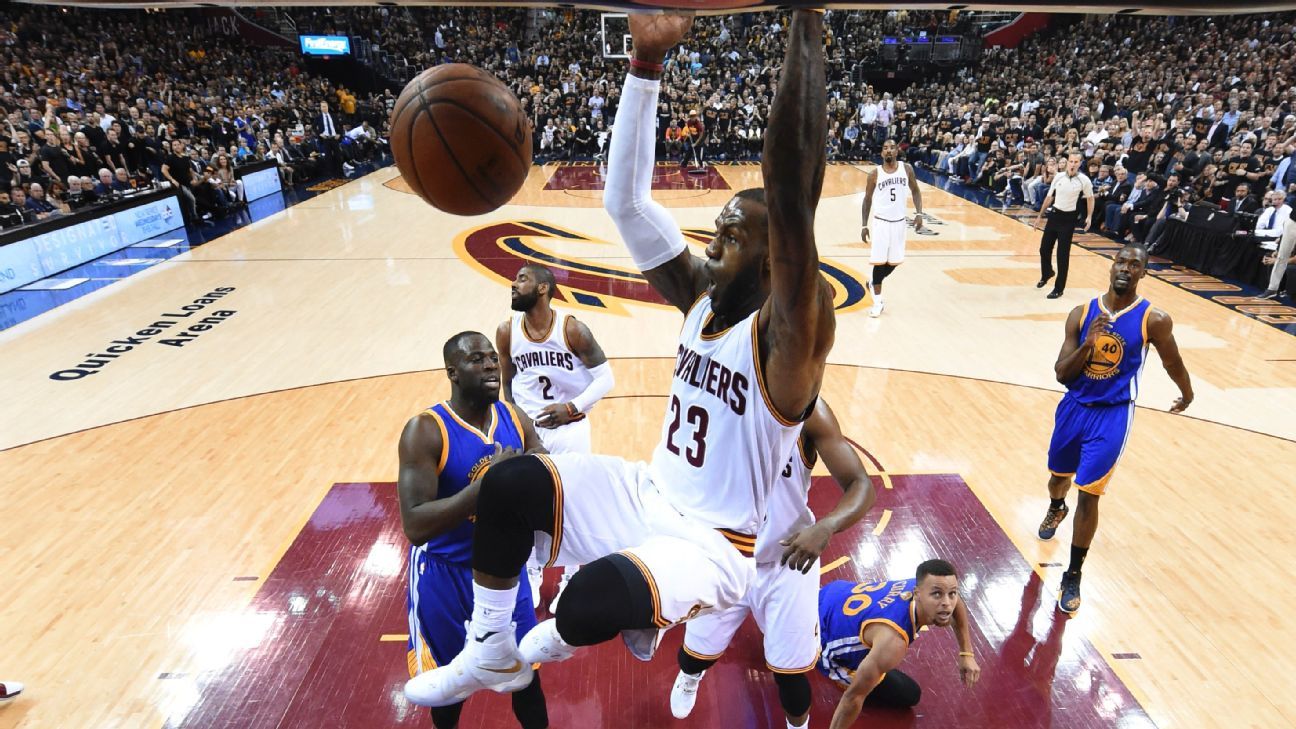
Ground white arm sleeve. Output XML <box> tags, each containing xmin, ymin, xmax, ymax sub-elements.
<box><xmin>570</xmin><ymin>362</ymin><xmax>615</xmax><ymax>414</ymax></box>
<box><xmin>602</xmin><ymin>74</ymin><xmax>686</xmax><ymax>271</ymax></box>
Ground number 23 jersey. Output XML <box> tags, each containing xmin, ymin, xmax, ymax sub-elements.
<box><xmin>650</xmin><ymin>295</ymin><xmax>804</xmax><ymax>535</ymax></box>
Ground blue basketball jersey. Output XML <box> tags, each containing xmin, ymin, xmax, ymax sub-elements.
<box><xmin>1067</xmin><ymin>297</ymin><xmax>1153</xmax><ymax>406</ymax></box>
<box><xmin>818</xmin><ymin>579</ymin><xmax>919</xmax><ymax>683</ymax></box>
<box><xmin>417</xmin><ymin>400</ymin><xmax>525</xmax><ymax>566</ymax></box>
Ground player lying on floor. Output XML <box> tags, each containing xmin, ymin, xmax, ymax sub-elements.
<box><xmin>819</xmin><ymin>559</ymin><xmax>981</xmax><ymax>729</ymax></box>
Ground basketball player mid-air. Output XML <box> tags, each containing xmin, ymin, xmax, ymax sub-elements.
<box><xmin>860</xmin><ymin>138</ymin><xmax>924</xmax><ymax>317</ymax></box>
<box><xmin>404</xmin><ymin>9</ymin><xmax>835</xmax><ymax>709</ymax></box>
<box><xmin>668</xmin><ymin>398</ymin><xmax>876</xmax><ymax>729</ymax></box>
<box><xmin>820</xmin><ymin>560</ymin><xmax>981</xmax><ymax>729</ymax></box>
<box><xmin>496</xmin><ymin>263</ymin><xmax>615</xmax><ymax>611</ymax></box>
<box><xmin>397</xmin><ymin>332</ymin><xmax>550</xmax><ymax>728</ymax></box>
<box><xmin>1037</xmin><ymin>245</ymin><xmax>1193</xmax><ymax>614</ymax></box>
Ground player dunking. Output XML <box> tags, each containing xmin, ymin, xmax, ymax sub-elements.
<box><xmin>668</xmin><ymin>398</ymin><xmax>875</xmax><ymax>729</ymax></box>
<box><xmin>397</xmin><ymin>332</ymin><xmax>549</xmax><ymax>728</ymax></box>
<box><xmin>404</xmin><ymin>10</ymin><xmax>834</xmax><ymax>709</ymax></box>
<box><xmin>1037</xmin><ymin>245</ymin><xmax>1193</xmax><ymax>613</ymax></box>
<box><xmin>860</xmin><ymin>139</ymin><xmax>924</xmax><ymax>318</ymax></box>
<box><xmin>497</xmin><ymin>263</ymin><xmax>615</xmax><ymax>611</ymax></box>
<box><xmin>820</xmin><ymin>560</ymin><xmax>981</xmax><ymax>729</ymax></box>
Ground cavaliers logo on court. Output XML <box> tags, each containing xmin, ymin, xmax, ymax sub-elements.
<box><xmin>1085</xmin><ymin>332</ymin><xmax>1125</xmax><ymax>380</ymax></box>
<box><xmin>453</xmin><ymin>220</ymin><xmax>869</xmax><ymax>314</ymax></box>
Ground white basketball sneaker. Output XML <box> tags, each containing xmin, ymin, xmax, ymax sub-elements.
<box><xmin>404</xmin><ymin>622</ymin><xmax>532</xmax><ymax>707</ymax></box>
<box><xmin>870</xmin><ymin>295</ymin><xmax>885</xmax><ymax>318</ymax></box>
<box><xmin>0</xmin><ymin>680</ymin><xmax>24</xmax><ymax>702</ymax></box>
<box><xmin>670</xmin><ymin>670</ymin><xmax>705</xmax><ymax>719</ymax></box>
<box><xmin>548</xmin><ymin>571</ymin><xmax>571</xmax><ymax>613</ymax></box>
<box><xmin>526</xmin><ymin>565</ymin><xmax>543</xmax><ymax>608</ymax></box>
<box><xmin>519</xmin><ymin>618</ymin><xmax>578</xmax><ymax>664</ymax></box>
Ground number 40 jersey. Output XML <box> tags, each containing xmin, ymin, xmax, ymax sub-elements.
<box><xmin>650</xmin><ymin>295</ymin><xmax>805</xmax><ymax>536</ymax></box>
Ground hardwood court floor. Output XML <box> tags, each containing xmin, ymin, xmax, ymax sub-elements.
<box><xmin>0</xmin><ymin>163</ymin><xmax>1293</xmax><ymax>729</ymax></box>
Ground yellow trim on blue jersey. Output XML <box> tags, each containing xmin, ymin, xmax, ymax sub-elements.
<box><xmin>1097</xmin><ymin>295</ymin><xmax>1145</xmax><ymax>322</ymax></box>
<box><xmin>857</xmin><ymin>618</ymin><xmax>911</xmax><ymax>647</ymax></box>
<box><xmin>1140</xmin><ymin>304</ymin><xmax>1152</xmax><ymax>344</ymax></box>
<box><xmin>424</xmin><ymin>409</ymin><xmax>451</xmax><ymax>474</ymax></box>
<box><xmin>502</xmin><ymin>402</ymin><xmax>525</xmax><ymax>445</ymax></box>
<box><xmin>438</xmin><ymin>401</ymin><xmax>499</xmax><ymax>444</ymax></box>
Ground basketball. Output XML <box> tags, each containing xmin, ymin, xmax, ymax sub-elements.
<box><xmin>389</xmin><ymin>63</ymin><xmax>533</xmax><ymax>216</ymax></box>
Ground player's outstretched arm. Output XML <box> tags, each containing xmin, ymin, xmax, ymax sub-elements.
<box><xmin>951</xmin><ymin>598</ymin><xmax>981</xmax><ymax>688</ymax></box>
<box><xmin>779</xmin><ymin>399</ymin><xmax>876</xmax><ymax>573</ymax></box>
<box><xmin>760</xmin><ymin>9</ymin><xmax>835</xmax><ymax>422</ymax></box>
<box><xmin>828</xmin><ymin>627</ymin><xmax>907</xmax><ymax>729</ymax></box>
<box><xmin>1147</xmin><ymin>309</ymin><xmax>1194</xmax><ymax>412</ymax></box>
<box><xmin>603</xmin><ymin>13</ymin><xmax>708</xmax><ymax>313</ymax></box>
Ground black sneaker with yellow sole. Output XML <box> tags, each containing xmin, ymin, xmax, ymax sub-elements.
<box><xmin>1038</xmin><ymin>502</ymin><xmax>1069</xmax><ymax>540</ymax></box>
<box><xmin>1057</xmin><ymin>570</ymin><xmax>1082</xmax><ymax>614</ymax></box>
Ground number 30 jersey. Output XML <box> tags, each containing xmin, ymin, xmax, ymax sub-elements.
<box><xmin>509</xmin><ymin>311</ymin><xmax>593</xmax><ymax>420</ymax></box>
<box><xmin>650</xmin><ymin>295</ymin><xmax>805</xmax><ymax>536</ymax></box>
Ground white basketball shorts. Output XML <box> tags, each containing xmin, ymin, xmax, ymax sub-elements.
<box><xmin>529</xmin><ymin>453</ymin><xmax>756</xmax><ymax>627</ymax></box>
<box><xmin>681</xmin><ymin>556</ymin><xmax>821</xmax><ymax>673</ymax></box>
<box><xmin>869</xmin><ymin>218</ymin><xmax>908</xmax><ymax>265</ymax></box>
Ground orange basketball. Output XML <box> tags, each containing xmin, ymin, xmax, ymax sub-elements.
<box><xmin>389</xmin><ymin>63</ymin><xmax>533</xmax><ymax>216</ymax></box>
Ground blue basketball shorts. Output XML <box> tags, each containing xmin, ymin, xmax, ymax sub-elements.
<box><xmin>1047</xmin><ymin>396</ymin><xmax>1135</xmax><ymax>496</ymax></box>
<box><xmin>406</xmin><ymin>551</ymin><xmax>536</xmax><ymax>677</ymax></box>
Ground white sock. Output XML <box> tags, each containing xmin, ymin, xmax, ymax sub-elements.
<box><xmin>787</xmin><ymin>717</ymin><xmax>808</xmax><ymax>729</ymax></box>
<box><xmin>471</xmin><ymin>582</ymin><xmax>518</xmax><ymax>635</ymax></box>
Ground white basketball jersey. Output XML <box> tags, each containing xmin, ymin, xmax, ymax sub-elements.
<box><xmin>872</xmin><ymin>162</ymin><xmax>910</xmax><ymax>222</ymax></box>
<box><xmin>650</xmin><ymin>297</ymin><xmax>804</xmax><ymax>535</ymax></box>
<box><xmin>754</xmin><ymin>437</ymin><xmax>816</xmax><ymax>564</ymax></box>
<box><xmin>509</xmin><ymin>312</ymin><xmax>593</xmax><ymax>420</ymax></box>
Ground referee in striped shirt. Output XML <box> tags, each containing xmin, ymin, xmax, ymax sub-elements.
<box><xmin>1035</xmin><ymin>152</ymin><xmax>1095</xmax><ymax>299</ymax></box>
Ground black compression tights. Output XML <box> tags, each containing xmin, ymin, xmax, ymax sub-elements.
<box><xmin>677</xmin><ymin>648</ymin><xmax>811</xmax><ymax>717</ymax></box>
<box><xmin>472</xmin><ymin>457</ymin><xmax>656</xmax><ymax>646</ymax></box>
<box><xmin>472</xmin><ymin>456</ymin><xmax>557</xmax><ymax>579</ymax></box>
<box><xmin>872</xmin><ymin>263</ymin><xmax>897</xmax><ymax>287</ymax></box>
<box><xmin>865</xmin><ymin>669</ymin><xmax>922</xmax><ymax>708</ymax></box>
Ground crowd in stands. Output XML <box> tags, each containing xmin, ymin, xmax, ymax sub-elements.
<box><xmin>334</xmin><ymin>7</ymin><xmax>974</xmax><ymax>164</ymax></box>
<box><xmin>6</xmin><ymin>3</ymin><xmax>1296</xmax><ymax>253</ymax></box>
<box><xmin>0</xmin><ymin>5</ymin><xmax>391</xmax><ymax>230</ymax></box>
<box><xmin>896</xmin><ymin>13</ymin><xmax>1296</xmax><ymax>248</ymax></box>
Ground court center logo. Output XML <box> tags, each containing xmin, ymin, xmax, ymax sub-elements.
<box><xmin>454</xmin><ymin>220</ymin><xmax>869</xmax><ymax>315</ymax></box>
<box><xmin>1085</xmin><ymin>332</ymin><xmax>1125</xmax><ymax>379</ymax></box>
